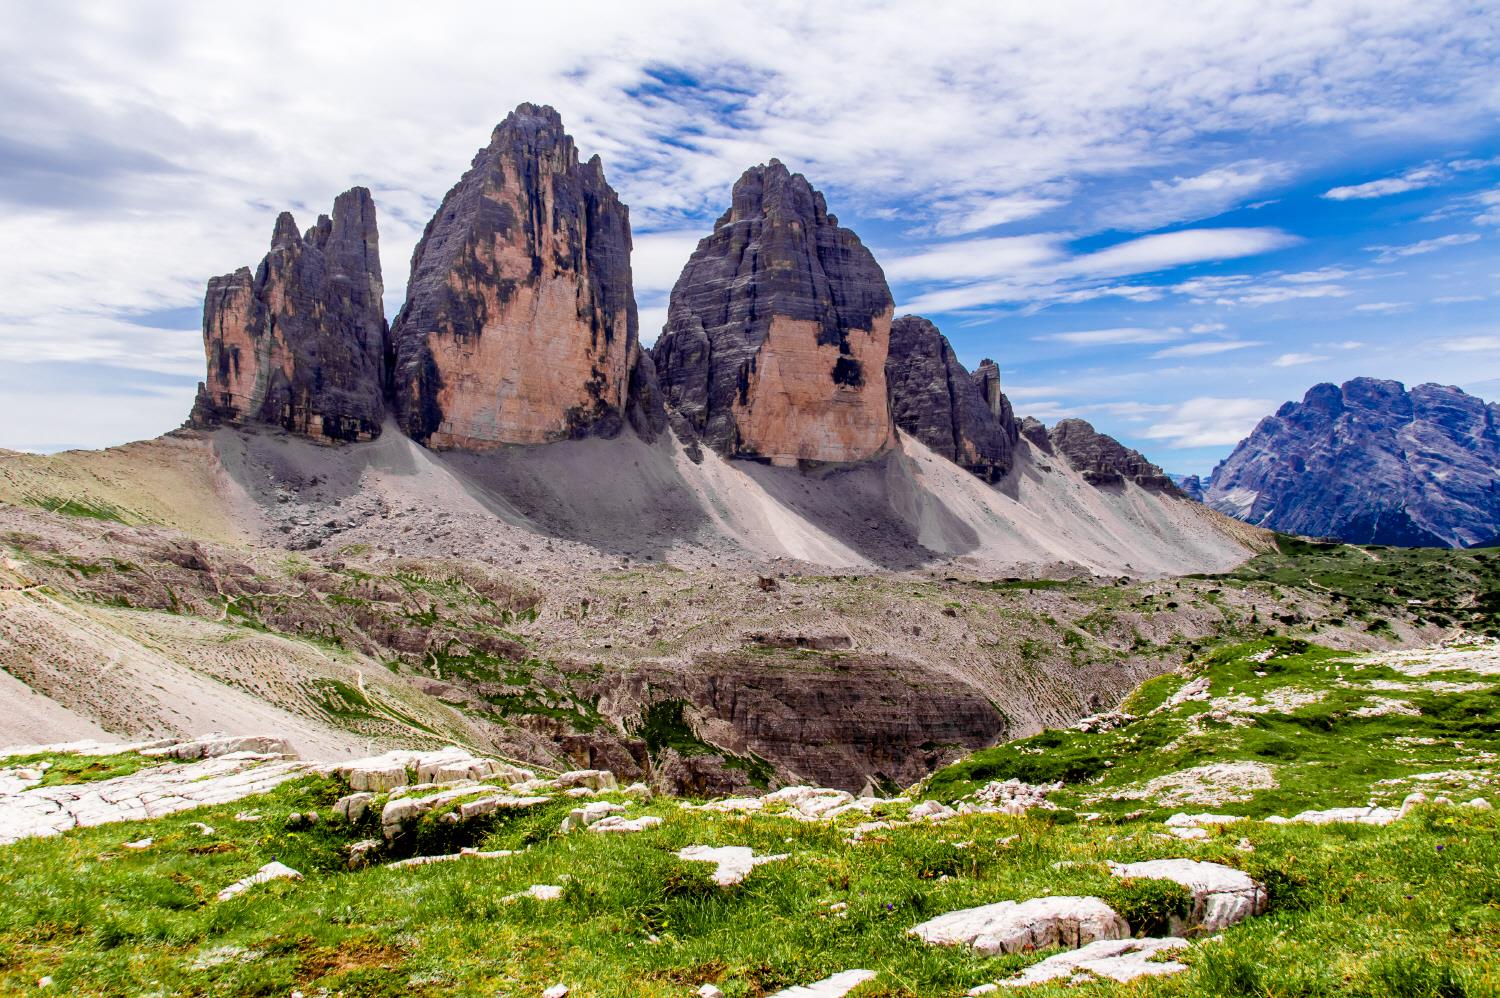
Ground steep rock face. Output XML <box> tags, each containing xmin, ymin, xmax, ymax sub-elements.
<box><xmin>190</xmin><ymin>188</ymin><xmax>387</xmax><ymax>443</ymax></box>
<box><xmin>1047</xmin><ymin>419</ymin><xmax>1176</xmax><ymax>489</ymax></box>
<box><xmin>652</xmin><ymin>161</ymin><xmax>895</xmax><ymax>467</ymax></box>
<box><xmin>390</xmin><ymin>104</ymin><xmax>650</xmax><ymax>449</ymax></box>
<box><xmin>885</xmin><ymin>315</ymin><xmax>1017</xmax><ymax>481</ymax></box>
<box><xmin>1205</xmin><ymin>378</ymin><xmax>1500</xmax><ymax>547</ymax></box>
<box><xmin>1176</xmin><ymin>475</ymin><xmax>1205</xmax><ymax>502</ymax></box>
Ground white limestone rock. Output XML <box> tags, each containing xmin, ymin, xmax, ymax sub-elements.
<box><xmin>769</xmin><ymin>969</ymin><xmax>876</xmax><ymax>997</ymax></box>
<box><xmin>1000</xmin><ymin>937</ymin><xmax>1190</xmax><ymax>987</ymax></box>
<box><xmin>217</xmin><ymin>861</ymin><xmax>302</xmax><ymax>901</ymax></box>
<box><xmin>334</xmin><ymin>792</ymin><xmax>376</xmax><ymax>823</ymax></box>
<box><xmin>561</xmin><ymin>800</ymin><xmax>625</xmax><ymax>833</ymax></box>
<box><xmin>908</xmin><ymin>896</ymin><xmax>1129</xmax><ymax>955</ymax></box>
<box><xmin>589</xmin><ymin>815</ymin><xmax>663</xmax><ymax>833</ymax></box>
<box><xmin>555</xmin><ymin>769</ymin><xmax>618</xmax><ymax>791</ymax></box>
<box><xmin>1108</xmin><ymin>859</ymin><xmax>1266</xmax><ymax>931</ymax></box>
<box><xmin>677</xmin><ymin>845</ymin><xmax>790</xmax><ymax>886</ymax></box>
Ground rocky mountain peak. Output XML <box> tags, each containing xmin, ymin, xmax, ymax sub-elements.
<box><xmin>652</xmin><ymin>162</ymin><xmax>895</xmax><ymax>466</ymax></box>
<box><xmin>1044</xmin><ymin>418</ymin><xmax>1176</xmax><ymax>490</ymax></box>
<box><xmin>189</xmin><ymin>185</ymin><xmax>388</xmax><ymax>444</ymax></box>
<box><xmin>390</xmin><ymin>103</ymin><xmax>657</xmax><ymax>449</ymax></box>
<box><xmin>1206</xmin><ymin>377</ymin><xmax>1499</xmax><ymax>546</ymax></box>
<box><xmin>885</xmin><ymin>315</ymin><xmax>1017</xmax><ymax>482</ymax></box>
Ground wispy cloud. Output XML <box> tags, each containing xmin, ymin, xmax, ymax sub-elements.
<box><xmin>1041</xmin><ymin>327</ymin><xmax>1180</xmax><ymax>346</ymax></box>
<box><xmin>897</xmin><ymin>227</ymin><xmax>1298</xmax><ymax>313</ymax></box>
<box><xmin>1323</xmin><ymin>164</ymin><xmax>1445</xmax><ymax>200</ymax></box>
<box><xmin>1367</xmin><ymin>232</ymin><xmax>1481</xmax><ymax>263</ymax></box>
<box><xmin>1439</xmin><ymin>335</ymin><xmax>1500</xmax><ymax>352</ymax></box>
<box><xmin>1354</xmin><ymin>301</ymin><xmax>1413</xmax><ymax>313</ymax></box>
<box><xmin>1101</xmin><ymin>159</ymin><xmax>1294</xmax><ymax>231</ymax></box>
<box><xmin>1273</xmin><ymin>352</ymin><xmax>1329</xmax><ymax>366</ymax></box>
<box><xmin>1151</xmin><ymin>339</ymin><xmax>1262</xmax><ymax>359</ymax></box>
<box><xmin>1142</xmin><ymin>397</ymin><xmax>1273</xmax><ymax>448</ymax></box>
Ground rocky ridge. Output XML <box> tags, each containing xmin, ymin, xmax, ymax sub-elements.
<box><xmin>885</xmin><ymin>315</ymin><xmax>1018</xmax><ymax>482</ymax></box>
<box><xmin>1204</xmin><ymin>378</ymin><xmax>1500</xmax><ymax>547</ymax></box>
<box><xmin>652</xmin><ymin>160</ymin><xmax>896</xmax><ymax>466</ymax></box>
<box><xmin>1040</xmin><ymin>418</ymin><xmax>1177</xmax><ymax>489</ymax></box>
<box><xmin>189</xmin><ymin>187</ymin><xmax>387</xmax><ymax>443</ymax></box>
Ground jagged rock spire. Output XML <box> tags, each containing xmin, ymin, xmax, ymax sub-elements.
<box><xmin>190</xmin><ymin>187</ymin><xmax>388</xmax><ymax>443</ymax></box>
<box><xmin>389</xmin><ymin>103</ymin><xmax>660</xmax><ymax>449</ymax></box>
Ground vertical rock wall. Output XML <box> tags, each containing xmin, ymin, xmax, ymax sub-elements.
<box><xmin>389</xmin><ymin>103</ymin><xmax>646</xmax><ymax>449</ymax></box>
<box><xmin>652</xmin><ymin>161</ymin><xmax>895</xmax><ymax>467</ymax></box>
<box><xmin>190</xmin><ymin>187</ymin><xmax>388</xmax><ymax>443</ymax></box>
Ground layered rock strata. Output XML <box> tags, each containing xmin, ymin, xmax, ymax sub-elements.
<box><xmin>1046</xmin><ymin>418</ymin><xmax>1176</xmax><ymax>489</ymax></box>
<box><xmin>190</xmin><ymin>187</ymin><xmax>387</xmax><ymax>442</ymax></box>
<box><xmin>1205</xmin><ymin>378</ymin><xmax>1500</xmax><ymax>547</ymax></box>
<box><xmin>885</xmin><ymin>315</ymin><xmax>1017</xmax><ymax>481</ymax></box>
<box><xmin>390</xmin><ymin>103</ymin><xmax>652</xmax><ymax>449</ymax></box>
<box><xmin>652</xmin><ymin>160</ymin><xmax>896</xmax><ymax>466</ymax></box>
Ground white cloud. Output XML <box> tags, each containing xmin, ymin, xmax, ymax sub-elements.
<box><xmin>1367</xmin><ymin>232</ymin><xmax>1481</xmax><ymax>263</ymax></box>
<box><xmin>1102</xmin><ymin>160</ymin><xmax>1295</xmax><ymax>231</ymax></box>
<box><xmin>1432</xmin><ymin>294</ymin><xmax>1484</xmax><ymax>303</ymax></box>
<box><xmin>1279</xmin><ymin>267</ymin><xmax>1352</xmax><ymax>283</ymax></box>
<box><xmin>1354</xmin><ymin>301</ymin><xmax>1413</xmax><ymax>313</ymax></box>
<box><xmin>1440</xmin><ymin>335</ymin><xmax>1500</xmax><ymax>352</ymax></box>
<box><xmin>1322</xmin><ymin>164</ymin><xmax>1445</xmax><ymax>200</ymax></box>
<box><xmin>1142</xmin><ymin>397</ymin><xmax>1273</xmax><ymax>448</ymax></box>
<box><xmin>1041</xmin><ymin>327</ymin><xmax>1180</xmax><ymax>346</ymax></box>
<box><xmin>637</xmin><ymin>305</ymin><xmax>669</xmax><ymax>345</ymax></box>
<box><xmin>1072</xmin><ymin>228</ymin><xmax>1299</xmax><ymax>276</ymax></box>
<box><xmin>1273</xmin><ymin>352</ymin><xmax>1329</xmax><ymax>366</ymax></box>
<box><xmin>1189</xmin><ymin>322</ymin><xmax>1226</xmax><ymax>333</ymax></box>
<box><xmin>1320</xmin><ymin>340</ymin><xmax>1365</xmax><ymax>350</ymax></box>
<box><xmin>1151</xmin><ymin>339</ymin><xmax>1263</xmax><ymax>359</ymax></box>
<box><xmin>631</xmin><ymin>231</ymin><xmax>703</xmax><ymax>294</ymax></box>
<box><xmin>883</xmin><ymin>234</ymin><xmax>1066</xmax><ymax>282</ymax></box>
<box><xmin>923</xmin><ymin>195</ymin><xmax>1068</xmax><ymax>236</ymax></box>
<box><xmin>895</xmin><ymin>227</ymin><xmax>1297</xmax><ymax>313</ymax></box>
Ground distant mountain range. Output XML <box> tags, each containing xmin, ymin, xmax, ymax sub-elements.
<box><xmin>1202</xmin><ymin>378</ymin><xmax>1500</xmax><ymax>548</ymax></box>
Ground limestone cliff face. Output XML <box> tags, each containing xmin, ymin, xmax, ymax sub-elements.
<box><xmin>190</xmin><ymin>188</ymin><xmax>387</xmax><ymax>443</ymax></box>
<box><xmin>390</xmin><ymin>104</ymin><xmax>650</xmax><ymax>449</ymax></box>
<box><xmin>652</xmin><ymin>161</ymin><xmax>895</xmax><ymax>467</ymax></box>
<box><xmin>885</xmin><ymin>315</ymin><xmax>1017</xmax><ymax>482</ymax></box>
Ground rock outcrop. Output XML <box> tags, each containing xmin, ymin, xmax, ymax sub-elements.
<box><xmin>190</xmin><ymin>187</ymin><xmax>387</xmax><ymax>443</ymax></box>
<box><xmin>1204</xmin><ymin>378</ymin><xmax>1500</xmax><ymax>547</ymax></box>
<box><xmin>390</xmin><ymin>103</ymin><xmax>653</xmax><ymax>449</ymax></box>
<box><xmin>885</xmin><ymin>316</ymin><xmax>1018</xmax><ymax>481</ymax></box>
<box><xmin>1044</xmin><ymin>419</ymin><xmax>1176</xmax><ymax>489</ymax></box>
<box><xmin>652</xmin><ymin>160</ymin><xmax>896</xmax><ymax>466</ymax></box>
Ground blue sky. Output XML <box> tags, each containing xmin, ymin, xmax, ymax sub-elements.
<box><xmin>1</xmin><ymin>2</ymin><xmax>1497</xmax><ymax>475</ymax></box>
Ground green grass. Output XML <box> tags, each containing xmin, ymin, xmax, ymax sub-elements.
<box><xmin>1</xmin><ymin>751</ymin><xmax>160</xmax><ymax>787</ymax></box>
<box><xmin>18</xmin><ymin>494</ymin><xmax>135</xmax><ymax>524</ymax></box>
<box><xmin>924</xmin><ymin>636</ymin><xmax>1500</xmax><ymax>820</ymax></box>
<box><xmin>1</xmin><ymin>772</ymin><xmax>1496</xmax><ymax>995</ymax></box>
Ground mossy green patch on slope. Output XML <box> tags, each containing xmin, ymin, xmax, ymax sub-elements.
<box><xmin>924</xmin><ymin>635</ymin><xmax>1500</xmax><ymax>822</ymax></box>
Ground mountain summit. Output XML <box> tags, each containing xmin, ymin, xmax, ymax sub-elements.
<box><xmin>390</xmin><ymin>103</ymin><xmax>656</xmax><ymax>449</ymax></box>
<box><xmin>1205</xmin><ymin>377</ymin><xmax>1500</xmax><ymax>547</ymax></box>
<box><xmin>652</xmin><ymin>161</ymin><xmax>896</xmax><ymax>466</ymax></box>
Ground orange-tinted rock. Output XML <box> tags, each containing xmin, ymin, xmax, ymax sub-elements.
<box><xmin>391</xmin><ymin>104</ymin><xmax>653</xmax><ymax>449</ymax></box>
<box><xmin>653</xmin><ymin>161</ymin><xmax>895</xmax><ymax>466</ymax></box>
<box><xmin>190</xmin><ymin>188</ymin><xmax>387</xmax><ymax>443</ymax></box>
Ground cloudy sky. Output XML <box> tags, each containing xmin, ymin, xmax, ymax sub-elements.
<box><xmin>2</xmin><ymin>2</ymin><xmax>1498</xmax><ymax>474</ymax></box>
